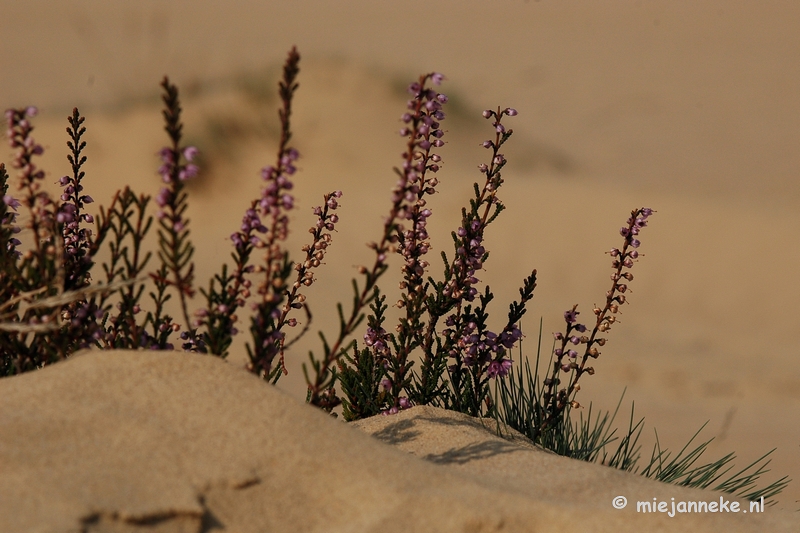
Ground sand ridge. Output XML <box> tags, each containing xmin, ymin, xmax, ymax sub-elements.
<box><xmin>0</xmin><ymin>349</ymin><xmax>796</xmax><ymax>532</ymax></box>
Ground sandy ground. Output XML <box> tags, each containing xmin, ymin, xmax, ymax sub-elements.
<box><xmin>1</xmin><ymin>0</ymin><xmax>799</xmax><ymax>510</ymax></box>
<box><xmin>2</xmin><ymin>349</ymin><xmax>797</xmax><ymax>532</ymax></box>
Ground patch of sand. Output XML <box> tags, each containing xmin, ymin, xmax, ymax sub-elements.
<box><xmin>1</xmin><ymin>349</ymin><xmax>796</xmax><ymax>532</ymax></box>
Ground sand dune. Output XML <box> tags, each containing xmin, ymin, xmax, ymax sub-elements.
<box><xmin>1</xmin><ymin>349</ymin><xmax>796</xmax><ymax>532</ymax></box>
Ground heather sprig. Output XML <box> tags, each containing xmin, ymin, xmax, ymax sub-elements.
<box><xmin>211</xmin><ymin>46</ymin><xmax>287</xmax><ymax>369</ymax></box>
<box><xmin>382</xmin><ymin>73</ymin><xmax>450</xmax><ymax>412</ymax></box>
<box><xmin>1</xmin><ymin>163</ymin><xmax>21</xmax><ymax>268</ymax></box>
<box><xmin>1</xmin><ymin>108</ymin><xmax>108</xmax><ymax>372</ymax></box>
<box><xmin>5</xmin><ymin>107</ymin><xmax>57</xmax><ymax>278</ymax></box>
<box><xmin>1</xmin><ymin>107</ymin><xmax>62</xmax><ymax>372</ymax></box>
<box><xmin>196</xmin><ymin>51</ymin><xmax>303</xmax><ymax>362</ymax></box>
<box><xmin>443</xmin><ymin>107</ymin><xmax>518</xmax><ymax>306</ymax></box>
<box><xmin>154</xmin><ymin>77</ymin><xmax>198</xmax><ymax>330</ymax></box>
<box><xmin>246</xmin><ymin>190</ymin><xmax>342</xmax><ymax>382</ymax></box>
<box><xmin>540</xmin><ymin>207</ymin><xmax>654</xmax><ymax>436</ymax></box>
<box><xmin>58</xmin><ymin>108</ymin><xmax>95</xmax><ymax>291</ymax></box>
<box><xmin>429</xmin><ymin>108</ymin><xmax>533</xmax><ymax>416</ymax></box>
<box><xmin>198</xmin><ymin>47</ymin><xmax>342</xmax><ymax>382</ymax></box>
<box><xmin>337</xmin><ymin>98</ymin><xmax>535</xmax><ymax>419</ymax></box>
<box><xmin>1</xmin><ymin>158</ymin><xmax>29</xmax><ymax>320</ymax></box>
<box><xmin>337</xmin><ymin>287</ymin><xmax>393</xmax><ymax>420</ymax></box>
<box><xmin>305</xmin><ymin>72</ymin><xmax>449</xmax><ymax>410</ymax></box>
<box><xmin>410</xmin><ymin>108</ymin><xmax>531</xmax><ymax>415</ymax></box>
<box><xmin>93</xmin><ymin>188</ymin><xmax>160</xmax><ymax>349</ymax></box>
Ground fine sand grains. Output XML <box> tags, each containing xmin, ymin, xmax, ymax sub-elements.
<box><xmin>1</xmin><ymin>349</ymin><xmax>797</xmax><ymax>532</ymax></box>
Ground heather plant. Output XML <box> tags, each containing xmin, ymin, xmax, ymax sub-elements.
<box><xmin>334</xmin><ymin>78</ymin><xmax>534</xmax><ymax>419</ymax></box>
<box><xmin>0</xmin><ymin>46</ymin><xmax>788</xmax><ymax>503</ymax></box>
<box><xmin>0</xmin><ymin>106</ymin><xmax>106</xmax><ymax>372</ymax></box>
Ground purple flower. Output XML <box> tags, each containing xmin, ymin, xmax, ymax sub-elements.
<box><xmin>487</xmin><ymin>358</ymin><xmax>512</xmax><ymax>378</ymax></box>
<box><xmin>183</xmin><ymin>146</ymin><xmax>199</xmax><ymax>162</ymax></box>
<box><xmin>159</xmin><ymin>147</ymin><xmax>174</xmax><ymax>164</ymax></box>
<box><xmin>155</xmin><ymin>187</ymin><xmax>171</xmax><ymax>207</ymax></box>
<box><xmin>499</xmin><ymin>327</ymin><xmax>522</xmax><ymax>349</ymax></box>
<box><xmin>2</xmin><ymin>195</ymin><xmax>20</xmax><ymax>210</ymax></box>
<box><xmin>179</xmin><ymin>164</ymin><xmax>199</xmax><ymax>181</ymax></box>
<box><xmin>564</xmin><ymin>309</ymin><xmax>579</xmax><ymax>323</ymax></box>
<box><xmin>261</xmin><ymin>166</ymin><xmax>276</xmax><ymax>180</ymax></box>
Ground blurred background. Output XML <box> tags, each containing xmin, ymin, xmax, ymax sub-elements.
<box><xmin>2</xmin><ymin>0</ymin><xmax>799</xmax><ymax>506</ymax></box>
